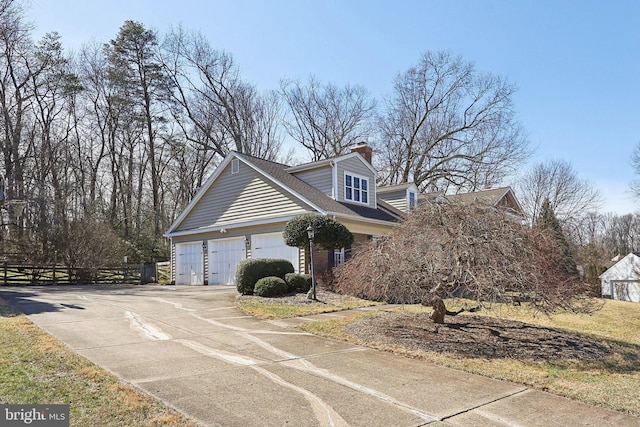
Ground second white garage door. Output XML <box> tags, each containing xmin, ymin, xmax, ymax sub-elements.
<box><xmin>251</xmin><ymin>232</ymin><xmax>299</xmax><ymax>272</ymax></box>
<box><xmin>208</xmin><ymin>237</ymin><xmax>246</xmax><ymax>285</ymax></box>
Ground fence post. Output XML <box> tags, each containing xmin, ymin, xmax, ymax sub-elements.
<box><xmin>3</xmin><ymin>263</ymin><xmax>6</xmax><ymax>286</ymax></box>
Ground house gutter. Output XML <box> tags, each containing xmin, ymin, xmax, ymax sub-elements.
<box><xmin>164</xmin><ymin>214</ymin><xmax>308</xmax><ymax>238</ymax></box>
<box><xmin>325</xmin><ymin>211</ymin><xmax>402</xmax><ymax>227</ymax></box>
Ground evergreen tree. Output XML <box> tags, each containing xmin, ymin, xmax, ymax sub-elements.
<box><xmin>536</xmin><ymin>199</ymin><xmax>578</xmax><ymax>275</ymax></box>
<box><xmin>106</xmin><ymin>20</ymin><xmax>171</xmax><ymax>237</ymax></box>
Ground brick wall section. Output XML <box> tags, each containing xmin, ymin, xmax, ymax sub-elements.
<box><xmin>310</xmin><ymin>233</ymin><xmax>372</xmax><ymax>285</ymax></box>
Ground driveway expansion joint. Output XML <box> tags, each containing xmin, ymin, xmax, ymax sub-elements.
<box><xmin>438</xmin><ymin>386</ymin><xmax>529</xmax><ymax>424</ymax></box>
<box><xmin>3</xmin><ymin>286</ymin><xmax>637</xmax><ymax>427</ymax></box>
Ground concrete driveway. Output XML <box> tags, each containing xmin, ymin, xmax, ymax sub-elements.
<box><xmin>1</xmin><ymin>285</ymin><xmax>638</xmax><ymax>427</ymax></box>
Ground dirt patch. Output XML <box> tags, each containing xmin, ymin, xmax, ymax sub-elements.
<box><xmin>347</xmin><ymin>312</ymin><xmax>615</xmax><ymax>361</ymax></box>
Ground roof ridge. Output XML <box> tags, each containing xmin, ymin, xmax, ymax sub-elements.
<box><xmin>237</xmin><ymin>152</ymin><xmax>400</xmax><ymax>224</ymax></box>
<box><xmin>232</xmin><ymin>151</ymin><xmax>291</xmax><ymax>168</ymax></box>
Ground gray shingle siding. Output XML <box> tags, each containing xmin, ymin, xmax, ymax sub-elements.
<box><xmin>377</xmin><ymin>189</ymin><xmax>406</xmax><ymax>212</ymax></box>
<box><xmin>292</xmin><ymin>166</ymin><xmax>333</xmax><ymax>196</ymax></box>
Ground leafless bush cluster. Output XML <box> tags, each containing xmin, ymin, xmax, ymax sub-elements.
<box><xmin>334</xmin><ymin>200</ymin><xmax>596</xmax><ymax>315</ymax></box>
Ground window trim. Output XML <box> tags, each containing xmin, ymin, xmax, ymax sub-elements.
<box><xmin>344</xmin><ymin>171</ymin><xmax>370</xmax><ymax>205</ymax></box>
<box><xmin>408</xmin><ymin>191</ymin><xmax>417</xmax><ymax>211</ymax></box>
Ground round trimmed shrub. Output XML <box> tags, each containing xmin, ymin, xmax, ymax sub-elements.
<box><xmin>299</xmin><ymin>274</ymin><xmax>312</xmax><ymax>292</ymax></box>
<box><xmin>283</xmin><ymin>214</ymin><xmax>354</xmax><ymax>250</ymax></box>
<box><xmin>254</xmin><ymin>276</ymin><xmax>288</xmax><ymax>297</ymax></box>
<box><xmin>235</xmin><ymin>258</ymin><xmax>295</xmax><ymax>295</ymax></box>
<box><xmin>285</xmin><ymin>273</ymin><xmax>312</xmax><ymax>293</ymax></box>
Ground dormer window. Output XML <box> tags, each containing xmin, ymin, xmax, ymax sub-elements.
<box><xmin>408</xmin><ymin>191</ymin><xmax>417</xmax><ymax>211</ymax></box>
<box><xmin>345</xmin><ymin>172</ymin><xmax>368</xmax><ymax>204</ymax></box>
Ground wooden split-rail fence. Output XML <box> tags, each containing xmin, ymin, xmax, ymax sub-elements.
<box><xmin>0</xmin><ymin>262</ymin><xmax>171</xmax><ymax>286</ymax></box>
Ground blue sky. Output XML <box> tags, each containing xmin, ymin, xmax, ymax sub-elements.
<box><xmin>29</xmin><ymin>0</ymin><xmax>640</xmax><ymax>214</ymax></box>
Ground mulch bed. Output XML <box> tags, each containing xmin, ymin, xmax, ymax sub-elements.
<box><xmin>346</xmin><ymin>312</ymin><xmax>615</xmax><ymax>361</ymax></box>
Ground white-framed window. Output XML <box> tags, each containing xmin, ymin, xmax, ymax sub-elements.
<box><xmin>344</xmin><ymin>172</ymin><xmax>369</xmax><ymax>204</ymax></box>
<box><xmin>333</xmin><ymin>247</ymin><xmax>352</xmax><ymax>266</ymax></box>
<box><xmin>231</xmin><ymin>159</ymin><xmax>239</xmax><ymax>174</ymax></box>
<box><xmin>408</xmin><ymin>191</ymin><xmax>417</xmax><ymax>211</ymax></box>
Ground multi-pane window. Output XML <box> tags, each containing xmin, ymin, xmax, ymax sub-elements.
<box><xmin>409</xmin><ymin>191</ymin><xmax>416</xmax><ymax>210</ymax></box>
<box><xmin>333</xmin><ymin>247</ymin><xmax>352</xmax><ymax>266</ymax></box>
<box><xmin>345</xmin><ymin>173</ymin><xmax>368</xmax><ymax>204</ymax></box>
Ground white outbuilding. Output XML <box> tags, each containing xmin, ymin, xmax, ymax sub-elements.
<box><xmin>599</xmin><ymin>253</ymin><xmax>640</xmax><ymax>303</ymax></box>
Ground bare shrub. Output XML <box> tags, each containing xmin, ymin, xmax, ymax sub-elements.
<box><xmin>57</xmin><ymin>217</ymin><xmax>129</xmax><ymax>269</ymax></box>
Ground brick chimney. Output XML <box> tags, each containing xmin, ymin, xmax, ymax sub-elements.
<box><xmin>351</xmin><ymin>142</ymin><xmax>373</xmax><ymax>164</ymax></box>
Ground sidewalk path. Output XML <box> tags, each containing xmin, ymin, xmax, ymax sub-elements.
<box><xmin>1</xmin><ymin>286</ymin><xmax>638</xmax><ymax>427</ymax></box>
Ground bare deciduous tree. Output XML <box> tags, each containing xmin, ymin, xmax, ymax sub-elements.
<box><xmin>516</xmin><ymin>159</ymin><xmax>603</xmax><ymax>227</ymax></box>
<box><xmin>29</xmin><ymin>32</ymin><xmax>82</xmax><ymax>257</ymax></box>
<box><xmin>630</xmin><ymin>142</ymin><xmax>640</xmax><ymax>198</ymax></box>
<box><xmin>74</xmin><ymin>41</ymin><xmax>112</xmax><ymax>215</ymax></box>
<box><xmin>602</xmin><ymin>213</ymin><xmax>640</xmax><ymax>256</ymax></box>
<box><xmin>281</xmin><ymin>76</ymin><xmax>376</xmax><ymax>161</ymax></box>
<box><xmin>333</xmin><ymin>200</ymin><xmax>595</xmax><ymax>323</ymax></box>
<box><xmin>0</xmin><ymin>0</ymin><xmax>33</xmax><ymax>210</ymax></box>
<box><xmin>163</xmin><ymin>26</ymin><xmax>284</xmax><ymax>160</ymax></box>
<box><xmin>0</xmin><ymin>1</ymin><xmax>82</xmax><ymax>260</ymax></box>
<box><xmin>376</xmin><ymin>51</ymin><xmax>530</xmax><ymax>193</ymax></box>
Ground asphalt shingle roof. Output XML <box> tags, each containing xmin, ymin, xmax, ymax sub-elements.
<box><xmin>446</xmin><ymin>187</ymin><xmax>511</xmax><ymax>205</ymax></box>
<box><xmin>235</xmin><ymin>152</ymin><xmax>403</xmax><ymax>223</ymax></box>
<box><xmin>377</xmin><ymin>182</ymin><xmax>415</xmax><ymax>194</ymax></box>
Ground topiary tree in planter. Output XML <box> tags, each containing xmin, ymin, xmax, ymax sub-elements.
<box><xmin>283</xmin><ymin>214</ymin><xmax>354</xmax><ymax>251</ymax></box>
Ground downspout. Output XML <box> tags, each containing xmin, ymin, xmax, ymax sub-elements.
<box><xmin>202</xmin><ymin>240</ymin><xmax>208</xmax><ymax>286</ymax></box>
<box><xmin>330</xmin><ymin>160</ymin><xmax>337</xmax><ymax>201</ymax></box>
<box><xmin>170</xmin><ymin>238</ymin><xmax>174</xmax><ymax>285</ymax></box>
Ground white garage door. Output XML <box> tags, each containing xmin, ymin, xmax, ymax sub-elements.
<box><xmin>208</xmin><ymin>237</ymin><xmax>246</xmax><ymax>285</ymax></box>
<box><xmin>175</xmin><ymin>242</ymin><xmax>204</xmax><ymax>285</ymax></box>
<box><xmin>612</xmin><ymin>281</ymin><xmax>640</xmax><ymax>303</ymax></box>
<box><xmin>252</xmin><ymin>233</ymin><xmax>299</xmax><ymax>272</ymax></box>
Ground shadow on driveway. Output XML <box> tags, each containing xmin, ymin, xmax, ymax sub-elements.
<box><xmin>0</xmin><ymin>290</ymin><xmax>63</xmax><ymax>315</ymax></box>
<box><xmin>0</xmin><ymin>284</ymin><xmax>145</xmax><ymax>316</ymax></box>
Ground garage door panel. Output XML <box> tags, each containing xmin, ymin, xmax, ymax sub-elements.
<box><xmin>176</xmin><ymin>243</ymin><xmax>204</xmax><ymax>285</ymax></box>
<box><xmin>613</xmin><ymin>281</ymin><xmax>640</xmax><ymax>302</ymax></box>
<box><xmin>208</xmin><ymin>238</ymin><xmax>246</xmax><ymax>285</ymax></box>
<box><xmin>252</xmin><ymin>233</ymin><xmax>299</xmax><ymax>272</ymax></box>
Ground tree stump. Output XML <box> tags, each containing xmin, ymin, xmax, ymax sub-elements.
<box><xmin>422</xmin><ymin>295</ymin><xmax>465</xmax><ymax>324</ymax></box>
<box><xmin>423</xmin><ymin>295</ymin><xmax>447</xmax><ymax>324</ymax></box>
